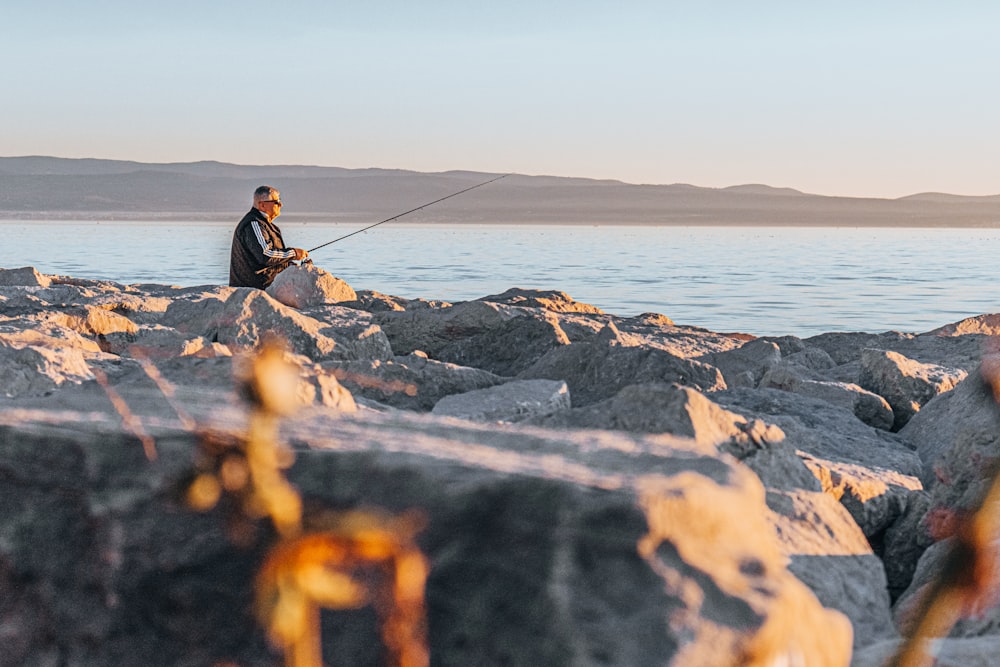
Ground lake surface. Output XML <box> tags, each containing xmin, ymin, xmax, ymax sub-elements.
<box><xmin>4</xmin><ymin>219</ymin><xmax>999</xmax><ymax>338</ymax></box>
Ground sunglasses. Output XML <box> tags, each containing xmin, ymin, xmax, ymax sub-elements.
<box><xmin>261</xmin><ymin>200</ymin><xmax>283</xmax><ymax>206</ymax></box>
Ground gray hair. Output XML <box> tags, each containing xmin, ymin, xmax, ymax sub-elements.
<box><xmin>253</xmin><ymin>185</ymin><xmax>279</xmax><ymax>204</ymax></box>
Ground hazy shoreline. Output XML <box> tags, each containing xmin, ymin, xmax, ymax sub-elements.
<box><xmin>5</xmin><ymin>211</ymin><xmax>1000</xmax><ymax>228</ymax></box>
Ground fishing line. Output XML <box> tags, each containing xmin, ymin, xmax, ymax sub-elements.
<box><xmin>307</xmin><ymin>172</ymin><xmax>510</xmax><ymax>254</ymax></box>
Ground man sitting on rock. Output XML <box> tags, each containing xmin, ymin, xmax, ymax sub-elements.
<box><xmin>229</xmin><ymin>185</ymin><xmax>309</xmax><ymax>289</ymax></box>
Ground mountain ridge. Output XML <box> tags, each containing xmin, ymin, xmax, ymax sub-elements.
<box><xmin>2</xmin><ymin>156</ymin><xmax>1000</xmax><ymax>226</ymax></box>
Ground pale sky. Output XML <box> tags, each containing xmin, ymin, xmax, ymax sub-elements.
<box><xmin>6</xmin><ymin>1</ymin><xmax>1000</xmax><ymax>199</ymax></box>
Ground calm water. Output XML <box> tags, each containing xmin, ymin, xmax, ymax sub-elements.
<box><xmin>4</xmin><ymin>219</ymin><xmax>999</xmax><ymax>338</ymax></box>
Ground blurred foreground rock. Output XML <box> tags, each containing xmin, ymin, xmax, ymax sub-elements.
<box><xmin>0</xmin><ymin>406</ymin><xmax>852</xmax><ymax>666</ymax></box>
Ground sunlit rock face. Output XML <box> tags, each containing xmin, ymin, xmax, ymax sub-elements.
<box><xmin>858</xmin><ymin>348</ymin><xmax>967</xmax><ymax>431</ymax></box>
<box><xmin>265</xmin><ymin>262</ymin><xmax>357</xmax><ymax>309</ymax></box>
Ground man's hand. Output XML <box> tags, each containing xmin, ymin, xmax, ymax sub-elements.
<box><xmin>293</xmin><ymin>248</ymin><xmax>309</xmax><ymax>261</ymax></box>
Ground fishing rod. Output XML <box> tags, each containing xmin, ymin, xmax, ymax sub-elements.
<box><xmin>307</xmin><ymin>172</ymin><xmax>510</xmax><ymax>254</ymax></box>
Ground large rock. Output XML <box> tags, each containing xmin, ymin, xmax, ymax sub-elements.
<box><xmin>525</xmin><ymin>381</ymin><xmax>897</xmax><ymax>646</ymax></box>
<box><xmin>374</xmin><ymin>300</ymin><xmax>519</xmax><ymax>357</ymax></box>
<box><xmin>36</xmin><ymin>305</ymin><xmax>140</xmax><ymax>339</ymax></box>
<box><xmin>880</xmin><ymin>489</ymin><xmax>933</xmax><ymax>602</ymax></box>
<box><xmin>264</xmin><ymin>263</ymin><xmax>357</xmax><ymax>309</ymax></box>
<box><xmin>528</xmin><ymin>382</ymin><xmax>820</xmax><ymax>496</ymax></box>
<box><xmin>858</xmin><ymin>348</ymin><xmax>967</xmax><ymax>431</ymax></box>
<box><xmin>0</xmin><ymin>321</ymin><xmax>104</xmax><ymax>354</ymax></box>
<box><xmin>324</xmin><ymin>352</ymin><xmax>507</xmax><ymax>412</ymax></box>
<box><xmin>0</xmin><ymin>266</ymin><xmax>52</xmax><ymax>287</ymax></box>
<box><xmin>759</xmin><ymin>362</ymin><xmax>894</xmax><ymax>431</ymax></box>
<box><xmin>527</xmin><ymin>382</ymin><xmax>782</xmax><ymax>451</ymax></box>
<box><xmin>435</xmin><ymin>311</ymin><xmax>571</xmax><ymax>376</ymax></box>
<box><xmin>765</xmin><ymin>488</ymin><xmax>897</xmax><ymax>649</ymax></box>
<box><xmin>302</xmin><ymin>305</ymin><xmax>394</xmax><ymax>362</ymax></box>
<box><xmin>477</xmin><ymin>287</ymin><xmax>605</xmax><ymax>314</ymax></box>
<box><xmin>431</xmin><ymin>379</ymin><xmax>570</xmax><ymax>423</ymax></box>
<box><xmin>374</xmin><ymin>299</ymin><xmax>570</xmax><ymax>376</ymax></box>
<box><xmin>695</xmin><ymin>339</ymin><xmax>782</xmax><ymax>388</ymax></box>
<box><xmin>807</xmin><ymin>330</ymin><xmax>986</xmax><ymax>374</ymax></box>
<box><xmin>5</xmin><ymin>351</ymin><xmax>358</xmax><ymax>419</ymax></box>
<box><xmin>518</xmin><ymin>322</ymin><xmax>726</xmax><ymax>406</ymax></box>
<box><xmin>84</xmin><ymin>290</ymin><xmax>176</xmax><ymax>326</ymax></box>
<box><xmin>98</xmin><ymin>324</ymin><xmax>232</xmax><ymax>359</ymax></box>
<box><xmin>0</xmin><ymin>339</ymin><xmax>96</xmax><ymax>398</ymax></box>
<box><xmin>341</xmin><ymin>289</ymin><xmax>450</xmax><ymax>313</ymax></box>
<box><xmin>925</xmin><ymin>313</ymin><xmax>1000</xmax><ymax>337</ymax></box>
<box><xmin>897</xmin><ymin>367</ymin><xmax>1000</xmax><ymax>489</ymax></box>
<box><xmin>714</xmin><ymin>388</ymin><xmax>923</xmax><ymax>542</ymax></box>
<box><xmin>160</xmin><ymin>288</ymin><xmax>345</xmax><ymax>361</ymax></box>
<box><xmin>612</xmin><ymin>313</ymin><xmax>746</xmax><ymax>359</ymax></box>
<box><xmin>0</xmin><ymin>405</ymin><xmax>852</xmax><ymax>666</ymax></box>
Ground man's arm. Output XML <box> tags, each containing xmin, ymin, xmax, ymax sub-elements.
<box><xmin>249</xmin><ymin>219</ymin><xmax>302</xmax><ymax>267</ymax></box>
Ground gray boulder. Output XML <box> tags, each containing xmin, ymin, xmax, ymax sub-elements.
<box><xmin>525</xmin><ymin>380</ymin><xmax>899</xmax><ymax>645</ymax></box>
<box><xmin>0</xmin><ymin>403</ymin><xmax>852</xmax><ymax>666</ymax></box>
<box><xmin>0</xmin><ymin>339</ymin><xmax>96</xmax><ymax>397</ymax></box>
<box><xmin>374</xmin><ymin>298</ymin><xmax>570</xmax><ymax>376</ymax></box>
<box><xmin>759</xmin><ymin>362</ymin><xmax>894</xmax><ymax>431</ymax></box>
<box><xmin>264</xmin><ymin>262</ymin><xmax>357</xmax><ymax>309</ymax></box>
<box><xmin>0</xmin><ymin>321</ymin><xmax>104</xmax><ymax>355</ymax></box>
<box><xmin>0</xmin><ymin>266</ymin><xmax>52</xmax><ymax>287</ymax></box>
<box><xmin>341</xmin><ymin>289</ymin><xmax>450</xmax><ymax>313</ymax></box>
<box><xmin>696</xmin><ymin>339</ymin><xmax>782</xmax><ymax>388</ymax></box>
<box><xmin>160</xmin><ymin>287</ymin><xmax>345</xmax><ymax>361</ymax></box>
<box><xmin>614</xmin><ymin>313</ymin><xmax>746</xmax><ymax>358</ymax></box>
<box><xmin>924</xmin><ymin>313</ymin><xmax>1000</xmax><ymax>336</ymax></box>
<box><xmin>765</xmin><ymin>488</ymin><xmax>898</xmax><ymax>649</ymax></box>
<box><xmin>807</xmin><ymin>330</ymin><xmax>985</xmax><ymax>374</ymax></box>
<box><xmin>859</xmin><ymin>348</ymin><xmax>967</xmax><ymax>431</ymax></box>
<box><xmin>897</xmin><ymin>367</ymin><xmax>1000</xmax><ymax>490</ymax></box>
<box><xmin>37</xmin><ymin>304</ymin><xmax>140</xmax><ymax>339</ymax></box>
<box><xmin>714</xmin><ymin>388</ymin><xmax>923</xmax><ymax>542</ymax></box>
<box><xmin>373</xmin><ymin>300</ymin><xmax>519</xmax><ymax>357</ymax></box>
<box><xmin>6</xmin><ymin>351</ymin><xmax>358</xmax><ymax>420</ymax></box>
<box><xmin>302</xmin><ymin>305</ymin><xmax>394</xmax><ymax>361</ymax></box>
<box><xmin>527</xmin><ymin>382</ymin><xmax>819</xmax><ymax>494</ymax></box>
<box><xmin>880</xmin><ymin>489</ymin><xmax>933</xmax><ymax>601</ymax></box>
<box><xmin>805</xmin><ymin>331</ymin><xmax>917</xmax><ymax>365</ymax></box>
<box><xmin>783</xmin><ymin>345</ymin><xmax>838</xmax><ymax>371</ymax></box>
<box><xmin>518</xmin><ymin>322</ymin><xmax>726</xmax><ymax>407</ymax></box>
<box><xmin>527</xmin><ymin>382</ymin><xmax>778</xmax><ymax>448</ymax></box>
<box><xmin>0</xmin><ymin>284</ymin><xmax>98</xmax><ymax>312</ymax></box>
<box><xmin>431</xmin><ymin>379</ymin><xmax>570</xmax><ymax>423</ymax></box>
<box><xmin>324</xmin><ymin>352</ymin><xmax>507</xmax><ymax>412</ymax></box>
<box><xmin>477</xmin><ymin>287</ymin><xmax>605</xmax><ymax>314</ymax></box>
<box><xmin>98</xmin><ymin>324</ymin><xmax>232</xmax><ymax>359</ymax></box>
<box><xmin>435</xmin><ymin>311</ymin><xmax>571</xmax><ymax>376</ymax></box>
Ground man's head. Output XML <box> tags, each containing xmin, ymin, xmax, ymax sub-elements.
<box><xmin>253</xmin><ymin>185</ymin><xmax>283</xmax><ymax>221</ymax></box>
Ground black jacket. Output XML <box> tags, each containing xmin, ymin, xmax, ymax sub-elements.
<box><xmin>229</xmin><ymin>208</ymin><xmax>298</xmax><ymax>289</ymax></box>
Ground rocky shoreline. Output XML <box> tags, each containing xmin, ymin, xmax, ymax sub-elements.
<box><xmin>2</xmin><ymin>263</ymin><xmax>999</xmax><ymax>666</ymax></box>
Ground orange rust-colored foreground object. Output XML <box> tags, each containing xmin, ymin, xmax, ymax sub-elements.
<box><xmin>256</xmin><ymin>511</ymin><xmax>430</xmax><ymax>667</ymax></box>
<box><xmin>181</xmin><ymin>339</ymin><xmax>431</xmax><ymax>666</ymax></box>
<box><xmin>889</xmin><ymin>343</ymin><xmax>1000</xmax><ymax>667</ymax></box>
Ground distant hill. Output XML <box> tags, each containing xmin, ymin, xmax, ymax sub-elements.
<box><xmin>2</xmin><ymin>156</ymin><xmax>1000</xmax><ymax>226</ymax></box>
